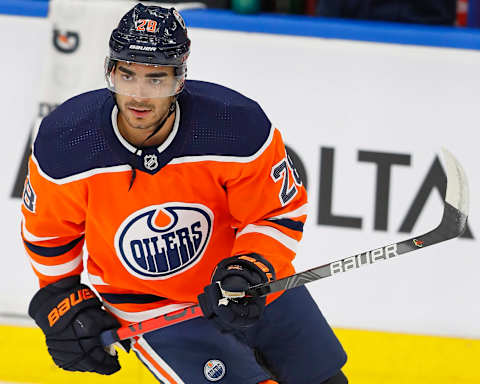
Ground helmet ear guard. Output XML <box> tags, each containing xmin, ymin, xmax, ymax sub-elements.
<box><xmin>106</xmin><ymin>4</ymin><xmax>190</xmax><ymax>98</ymax></box>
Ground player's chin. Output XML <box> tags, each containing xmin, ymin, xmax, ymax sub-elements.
<box><xmin>126</xmin><ymin>117</ymin><xmax>153</xmax><ymax>130</ymax></box>
<box><xmin>132</xmin><ymin>122</ymin><xmax>155</xmax><ymax>130</ymax></box>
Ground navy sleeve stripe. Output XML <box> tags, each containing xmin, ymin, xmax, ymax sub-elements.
<box><xmin>24</xmin><ymin>235</ymin><xmax>85</xmax><ymax>257</ymax></box>
<box><xmin>266</xmin><ymin>218</ymin><xmax>304</xmax><ymax>232</ymax></box>
<box><xmin>100</xmin><ymin>293</ymin><xmax>167</xmax><ymax>304</ymax></box>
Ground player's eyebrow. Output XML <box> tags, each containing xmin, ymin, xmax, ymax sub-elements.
<box><xmin>145</xmin><ymin>72</ymin><xmax>169</xmax><ymax>78</ymax></box>
<box><xmin>118</xmin><ymin>66</ymin><xmax>135</xmax><ymax>76</ymax></box>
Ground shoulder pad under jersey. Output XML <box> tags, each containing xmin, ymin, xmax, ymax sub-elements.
<box><xmin>32</xmin><ymin>89</ymin><xmax>121</xmax><ymax>181</ymax></box>
<box><xmin>178</xmin><ymin>80</ymin><xmax>272</xmax><ymax>158</ymax></box>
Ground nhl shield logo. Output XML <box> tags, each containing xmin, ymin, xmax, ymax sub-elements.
<box><xmin>144</xmin><ymin>154</ymin><xmax>158</xmax><ymax>170</ymax></box>
<box><xmin>204</xmin><ymin>360</ymin><xmax>226</xmax><ymax>381</ymax></box>
<box><xmin>115</xmin><ymin>203</ymin><xmax>214</xmax><ymax>279</ymax></box>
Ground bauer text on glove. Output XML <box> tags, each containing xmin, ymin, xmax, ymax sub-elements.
<box><xmin>28</xmin><ymin>276</ymin><xmax>121</xmax><ymax>375</ymax></box>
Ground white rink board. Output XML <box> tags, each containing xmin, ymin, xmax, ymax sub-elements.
<box><xmin>1</xmin><ymin>13</ymin><xmax>479</xmax><ymax>338</ymax></box>
<box><xmin>187</xmin><ymin>29</ymin><xmax>480</xmax><ymax>338</ymax></box>
<box><xmin>0</xmin><ymin>15</ymin><xmax>50</xmax><ymax>319</ymax></box>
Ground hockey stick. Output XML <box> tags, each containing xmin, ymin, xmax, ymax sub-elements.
<box><xmin>100</xmin><ymin>148</ymin><xmax>469</xmax><ymax>347</ymax></box>
<box><xmin>244</xmin><ymin>148</ymin><xmax>469</xmax><ymax>298</ymax></box>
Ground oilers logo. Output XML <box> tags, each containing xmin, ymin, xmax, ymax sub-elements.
<box><xmin>204</xmin><ymin>360</ymin><xmax>226</xmax><ymax>381</ymax></box>
<box><xmin>53</xmin><ymin>29</ymin><xmax>80</xmax><ymax>54</ymax></box>
<box><xmin>115</xmin><ymin>203</ymin><xmax>213</xmax><ymax>279</ymax></box>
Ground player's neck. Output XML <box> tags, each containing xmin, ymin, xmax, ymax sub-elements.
<box><xmin>117</xmin><ymin>112</ymin><xmax>175</xmax><ymax>148</ymax></box>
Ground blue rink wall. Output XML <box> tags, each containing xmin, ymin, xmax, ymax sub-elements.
<box><xmin>2</xmin><ymin>2</ymin><xmax>480</xmax><ymax>384</ymax></box>
<box><xmin>3</xmin><ymin>0</ymin><xmax>480</xmax><ymax>49</ymax></box>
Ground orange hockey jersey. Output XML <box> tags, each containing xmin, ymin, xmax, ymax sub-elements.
<box><xmin>21</xmin><ymin>80</ymin><xmax>308</xmax><ymax>325</ymax></box>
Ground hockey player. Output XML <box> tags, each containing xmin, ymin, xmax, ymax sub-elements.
<box><xmin>22</xmin><ymin>4</ymin><xmax>347</xmax><ymax>383</ymax></box>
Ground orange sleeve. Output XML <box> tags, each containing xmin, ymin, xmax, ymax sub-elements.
<box><xmin>226</xmin><ymin>128</ymin><xmax>307</xmax><ymax>300</ymax></box>
<box><xmin>21</xmin><ymin>156</ymin><xmax>87</xmax><ymax>287</ymax></box>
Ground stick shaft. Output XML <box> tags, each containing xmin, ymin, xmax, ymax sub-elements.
<box><xmin>100</xmin><ymin>305</ymin><xmax>203</xmax><ymax>346</ymax></box>
<box><xmin>247</xmin><ymin>203</ymin><xmax>467</xmax><ymax>297</ymax></box>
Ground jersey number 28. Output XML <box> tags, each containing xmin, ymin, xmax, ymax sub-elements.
<box><xmin>271</xmin><ymin>153</ymin><xmax>302</xmax><ymax>206</ymax></box>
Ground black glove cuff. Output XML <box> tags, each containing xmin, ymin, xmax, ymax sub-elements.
<box><xmin>29</xmin><ymin>278</ymin><xmax>102</xmax><ymax>335</ymax></box>
<box><xmin>28</xmin><ymin>276</ymin><xmax>81</xmax><ymax>316</ymax></box>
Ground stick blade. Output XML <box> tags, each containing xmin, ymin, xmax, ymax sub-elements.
<box><xmin>434</xmin><ymin>148</ymin><xmax>470</xmax><ymax>240</ymax></box>
<box><xmin>442</xmin><ymin>148</ymin><xmax>469</xmax><ymax>217</ymax></box>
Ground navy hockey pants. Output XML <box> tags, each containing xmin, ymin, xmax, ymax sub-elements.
<box><xmin>131</xmin><ymin>286</ymin><xmax>347</xmax><ymax>384</ymax></box>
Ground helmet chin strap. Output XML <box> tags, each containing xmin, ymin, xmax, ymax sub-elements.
<box><xmin>128</xmin><ymin>97</ymin><xmax>177</xmax><ymax>191</ymax></box>
<box><xmin>140</xmin><ymin>99</ymin><xmax>176</xmax><ymax>146</ymax></box>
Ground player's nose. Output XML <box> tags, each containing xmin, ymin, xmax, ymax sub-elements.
<box><xmin>129</xmin><ymin>80</ymin><xmax>149</xmax><ymax>99</ymax></box>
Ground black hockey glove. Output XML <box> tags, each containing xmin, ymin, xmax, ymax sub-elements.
<box><xmin>28</xmin><ymin>276</ymin><xmax>120</xmax><ymax>375</ymax></box>
<box><xmin>198</xmin><ymin>254</ymin><xmax>275</xmax><ymax>330</ymax></box>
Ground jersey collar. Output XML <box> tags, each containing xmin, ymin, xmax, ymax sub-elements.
<box><xmin>110</xmin><ymin>102</ymin><xmax>180</xmax><ymax>156</ymax></box>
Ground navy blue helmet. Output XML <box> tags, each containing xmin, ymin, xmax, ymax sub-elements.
<box><xmin>109</xmin><ymin>4</ymin><xmax>190</xmax><ymax>65</ymax></box>
<box><xmin>105</xmin><ymin>4</ymin><xmax>190</xmax><ymax>97</ymax></box>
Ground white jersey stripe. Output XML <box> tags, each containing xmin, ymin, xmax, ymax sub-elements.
<box><xmin>29</xmin><ymin>251</ymin><xmax>83</xmax><ymax>276</ymax></box>
<box><xmin>102</xmin><ymin>301</ymin><xmax>195</xmax><ymax>323</ymax></box>
<box><xmin>268</xmin><ymin>203</ymin><xmax>309</xmax><ymax>220</ymax></box>
<box><xmin>32</xmin><ymin>153</ymin><xmax>131</xmax><ymax>185</ymax></box>
<box><xmin>22</xmin><ymin>218</ymin><xmax>61</xmax><ymax>242</ymax></box>
<box><xmin>88</xmin><ymin>273</ymin><xmax>107</xmax><ymax>286</ymax></box>
<box><xmin>134</xmin><ymin>337</ymin><xmax>186</xmax><ymax>384</ymax></box>
<box><xmin>236</xmin><ymin>224</ymin><xmax>298</xmax><ymax>253</ymax></box>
